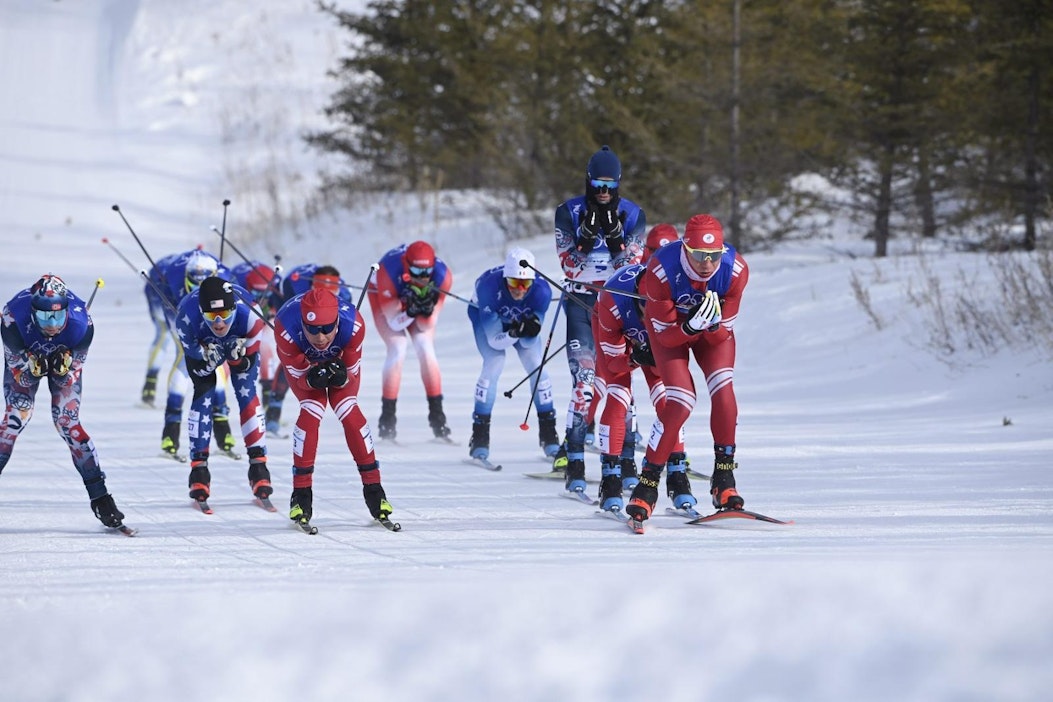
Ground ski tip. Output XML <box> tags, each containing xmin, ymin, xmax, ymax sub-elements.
<box><xmin>377</xmin><ymin>517</ymin><xmax>401</xmax><ymax>532</ymax></box>
<box><xmin>115</xmin><ymin>525</ymin><xmax>138</xmax><ymax>537</ymax></box>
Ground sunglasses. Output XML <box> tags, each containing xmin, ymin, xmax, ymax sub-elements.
<box><xmin>305</xmin><ymin>321</ymin><xmax>337</xmax><ymax>335</ymax></box>
<box><xmin>505</xmin><ymin>277</ymin><xmax>533</xmax><ymax>291</ymax></box>
<box><xmin>408</xmin><ymin>265</ymin><xmax>433</xmax><ymax>278</ymax></box>
<box><xmin>34</xmin><ymin>308</ymin><xmax>67</xmax><ymax>328</ymax></box>
<box><xmin>684</xmin><ymin>246</ymin><xmax>723</xmax><ymax>263</ymax></box>
<box><xmin>203</xmin><ymin>308</ymin><xmax>235</xmax><ymax>324</ymax></box>
<box><xmin>590</xmin><ymin>178</ymin><xmax>619</xmax><ymax>193</ymax></box>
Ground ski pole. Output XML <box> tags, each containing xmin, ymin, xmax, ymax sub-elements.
<box><xmin>101</xmin><ymin>237</ymin><xmax>141</xmax><ymax>275</ymax></box>
<box><xmin>518</xmin><ymin>259</ymin><xmax>593</xmax><ymax>313</ymax></box>
<box><xmin>209</xmin><ymin>225</ymin><xmax>284</xmax><ymax>297</ymax></box>
<box><xmin>288</xmin><ymin>270</ymin><xmax>365</xmax><ymax>292</ymax></box>
<box><xmin>516</xmin><ymin>291</ymin><xmax>563</xmax><ymax>430</ymax></box>
<box><xmin>502</xmin><ymin>341</ymin><xmax>568</xmax><ymax>398</ymax></box>
<box><xmin>111</xmin><ymin>204</ymin><xmax>161</xmax><ymax>275</ymax></box>
<box><xmin>218</xmin><ymin>198</ymin><xmax>230</xmax><ymax>264</ymax></box>
<box><xmin>86</xmin><ymin>279</ymin><xmax>104</xmax><ymax>309</ymax></box>
<box><xmin>428</xmin><ymin>284</ymin><xmax>477</xmax><ymax>308</ymax></box>
<box><xmin>356</xmin><ymin>264</ymin><xmax>379</xmax><ymax>310</ymax></box>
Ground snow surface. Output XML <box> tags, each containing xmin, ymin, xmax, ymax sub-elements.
<box><xmin>1</xmin><ymin>2</ymin><xmax>1052</xmax><ymax>701</ymax></box>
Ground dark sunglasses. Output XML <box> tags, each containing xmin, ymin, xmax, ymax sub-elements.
<box><xmin>305</xmin><ymin>321</ymin><xmax>337</xmax><ymax>335</ymax></box>
<box><xmin>408</xmin><ymin>265</ymin><xmax>433</xmax><ymax>278</ymax></box>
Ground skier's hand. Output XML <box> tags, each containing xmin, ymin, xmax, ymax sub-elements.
<box><xmin>47</xmin><ymin>348</ymin><xmax>73</xmax><ymax>377</ymax></box>
<box><xmin>508</xmin><ymin>313</ymin><xmax>542</xmax><ymax>339</ymax></box>
<box><xmin>27</xmin><ymin>352</ymin><xmax>49</xmax><ymax>378</ymax></box>
<box><xmin>683</xmin><ymin>291</ymin><xmax>722</xmax><ymax>334</ymax></box>
<box><xmin>202</xmin><ymin>342</ymin><xmax>224</xmax><ymax>371</ymax></box>
<box><xmin>577</xmin><ymin>207</ymin><xmax>601</xmax><ymax>254</ymax></box>
<box><xmin>602</xmin><ymin>209</ymin><xmax>625</xmax><ymax>255</ymax></box>
<box><xmin>230</xmin><ymin>337</ymin><xmax>248</xmax><ymax>360</ymax></box>
<box><xmin>405</xmin><ymin>287</ymin><xmax>438</xmax><ymax>317</ymax></box>
<box><xmin>306</xmin><ymin>363</ymin><xmax>331</xmax><ymax>389</ymax></box>
<box><xmin>629</xmin><ymin>343</ymin><xmax>655</xmax><ymax>367</ymax></box>
<box><xmin>324</xmin><ymin>358</ymin><xmax>348</xmax><ymax>388</ymax></box>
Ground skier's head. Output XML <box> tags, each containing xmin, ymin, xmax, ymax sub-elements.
<box><xmin>682</xmin><ymin>214</ymin><xmax>726</xmax><ymax>277</ymax></box>
<box><xmin>198</xmin><ymin>276</ymin><xmax>237</xmax><ymax>337</ymax></box>
<box><xmin>402</xmin><ymin>241</ymin><xmax>436</xmax><ymax>291</ymax></box>
<box><xmin>184</xmin><ymin>250</ymin><xmax>218</xmax><ymax>293</ymax></box>
<box><xmin>643</xmin><ymin>223</ymin><xmax>679</xmax><ymax>263</ymax></box>
<box><xmin>30</xmin><ymin>273</ymin><xmax>70</xmax><ymax>336</ymax></box>
<box><xmin>503</xmin><ymin>247</ymin><xmax>535</xmax><ymax>300</ymax></box>
<box><xmin>585</xmin><ymin>145</ymin><xmax>621</xmax><ymax>205</ymax></box>
<box><xmin>311</xmin><ymin>264</ymin><xmax>342</xmax><ymax>294</ymax></box>
<box><xmin>300</xmin><ymin>287</ymin><xmax>340</xmax><ymax>349</ymax></box>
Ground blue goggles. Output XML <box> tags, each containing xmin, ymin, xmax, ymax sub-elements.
<box><xmin>408</xmin><ymin>265</ymin><xmax>433</xmax><ymax>278</ymax></box>
<box><xmin>590</xmin><ymin>178</ymin><xmax>619</xmax><ymax>193</ymax></box>
<box><xmin>34</xmin><ymin>308</ymin><xmax>67</xmax><ymax>329</ymax></box>
<box><xmin>305</xmin><ymin>321</ymin><xmax>337</xmax><ymax>335</ymax></box>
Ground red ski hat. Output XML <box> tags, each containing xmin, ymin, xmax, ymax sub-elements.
<box><xmin>683</xmin><ymin>214</ymin><xmax>725</xmax><ymax>252</ymax></box>
<box><xmin>245</xmin><ymin>264</ymin><xmax>274</xmax><ymax>292</ymax></box>
<box><xmin>404</xmin><ymin>241</ymin><xmax>436</xmax><ymax>270</ymax></box>
<box><xmin>645</xmin><ymin>223</ymin><xmax>678</xmax><ymax>252</ymax></box>
<box><xmin>300</xmin><ymin>287</ymin><xmax>339</xmax><ymax>326</ymax></box>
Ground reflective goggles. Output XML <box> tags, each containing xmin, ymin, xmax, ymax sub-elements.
<box><xmin>203</xmin><ymin>308</ymin><xmax>235</xmax><ymax>324</ymax></box>
<box><xmin>505</xmin><ymin>277</ymin><xmax>533</xmax><ymax>291</ymax></box>
<box><xmin>684</xmin><ymin>245</ymin><xmax>724</xmax><ymax>263</ymax></box>
<box><xmin>34</xmin><ymin>308</ymin><xmax>67</xmax><ymax>328</ymax></box>
<box><xmin>590</xmin><ymin>178</ymin><xmax>619</xmax><ymax>193</ymax></box>
<box><xmin>408</xmin><ymin>265</ymin><xmax>433</xmax><ymax>278</ymax></box>
<box><xmin>305</xmin><ymin>321</ymin><xmax>337</xmax><ymax>335</ymax></box>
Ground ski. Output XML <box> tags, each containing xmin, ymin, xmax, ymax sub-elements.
<box><xmin>193</xmin><ymin>499</ymin><xmax>213</xmax><ymax>515</ymax></box>
<box><xmin>463</xmin><ymin>457</ymin><xmax>502</xmax><ymax>472</ymax></box>
<box><xmin>524</xmin><ymin>470</ymin><xmax>599</xmax><ymax>485</ymax></box>
<box><xmin>595</xmin><ymin>506</ymin><xmax>630</xmax><ymax>523</ymax></box>
<box><xmin>687</xmin><ymin>468</ymin><xmax>711</xmax><ymax>481</ymax></box>
<box><xmin>161</xmin><ymin>451</ymin><xmax>187</xmax><ymax>463</ymax></box>
<box><xmin>686</xmin><ymin>508</ymin><xmax>793</xmax><ymax>525</ymax></box>
<box><xmin>665</xmin><ymin>505</ymin><xmax>704</xmax><ymax>519</ymax></box>
<box><xmin>216</xmin><ymin>448</ymin><xmax>242</xmax><ymax>460</ymax></box>
<box><xmin>560</xmin><ymin>489</ymin><xmax>598</xmax><ymax>506</ymax></box>
<box><xmin>293</xmin><ymin>518</ymin><xmax>318</xmax><ymax>535</ymax></box>
<box><xmin>115</xmin><ymin>524</ymin><xmax>138</xmax><ymax>537</ymax></box>
<box><xmin>376</xmin><ymin>516</ymin><xmax>401</xmax><ymax>532</ymax></box>
<box><xmin>255</xmin><ymin>496</ymin><xmax>278</xmax><ymax>512</ymax></box>
<box><xmin>431</xmin><ymin>436</ymin><xmax>457</xmax><ymax>446</ymax></box>
<box><xmin>627</xmin><ymin>517</ymin><xmax>646</xmax><ymax>534</ymax></box>
<box><xmin>266</xmin><ymin>429</ymin><xmax>289</xmax><ymax>440</ymax></box>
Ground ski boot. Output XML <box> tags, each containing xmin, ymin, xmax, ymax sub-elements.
<box><xmin>378</xmin><ymin>398</ymin><xmax>397</xmax><ymax>440</ymax></box>
<box><xmin>537</xmin><ymin>410</ymin><xmax>561</xmax><ymax>458</ymax></box>
<box><xmin>626</xmin><ymin>463</ymin><xmax>663</xmax><ymax>522</ymax></box>
<box><xmin>140</xmin><ymin>370</ymin><xmax>158</xmax><ymax>407</ymax></box>
<box><xmin>469</xmin><ymin>413</ymin><xmax>490</xmax><ymax>460</ymax></box>
<box><xmin>620</xmin><ymin>456</ymin><xmax>639</xmax><ymax>491</ymax></box>
<box><xmin>363</xmin><ymin>483</ymin><xmax>394</xmax><ymax>520</ymax></box>
<box><xmin>289</xmin><ymin>486</ymin><xmax>313</xmax><ymax>523</ymax></box>
<box><xmin>90</xmin><ymin>494</ymin><xmax>125</xmax><ymax>528</ymax></box>
<box><xmin>213</xmin><ymin>415</ymin><xmax>238</xmax><ymax>456</ymax></box>
<box><xmin>666</xmin><ymin>452</ymin><xmax>696</xmax><ymax>509</ymax></box>
<box><xmin>188</xmin><ymin>458</ymin><xmax>211</xmax><ymax>502</ymax></box>
<box><xmin>551</xmin><ymin>442</ymin><xmax>568</xmax><ymax>471</ymax></box>
<box><xmin>161</xmin><ymin>421</ymin><xmax>181</xmax><ymax>458</ymax></box>
<box><xmin>598</xmin><ymin>455</ymin><xmax>623</xmax><ymax>512</ymax></box>
<box><xmin>247</xmin><ymin>447</ymin><xmax>273</xmax><ymax>499</ymax></box>
<box><xmin>584</xmin><ymin>419</ymin><xmax>596</xmax><ymax>449</ymax></box>
<box><xmin>711</xmin><ymin>445</ymin><xmax>744</xmax><ymax>510</ymax></box>
<box><xmin>427</xmin><ymin>394</ymin><xmax>452</xmax><ymax>439</ymax></box>
<box><xmin>564</xmin><ymin>458</ymin><xmax>587</xmax><ymax>493</ymax></box>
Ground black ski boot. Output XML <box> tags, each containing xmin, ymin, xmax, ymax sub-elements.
<box><xmin>247</xmin><ymin>447</ymin><xmax>273</xmax><ymax>499</ymax></box>
<box><xmin>141</xmin><ymin>370</ymin><xmax>158</xmax><ymax>407</ymax></box>
<box><xmin>378</xmin><ymin>398</ymin><xmax>397</xmax><ymax>440</ymax></box>
<box><xmin>188</xmin><ymin>458</ymin><xmax>211</xmax><ymax>502</ymax></box>
<box><xmin>161</xmin><ymin>420</ymin><xmax>180</xmax><ymax>458</ymax></box>
<box><xmin>537</xmin><ymin>410</ymin><xmax>561</xmax><ymax>458</ymax></box>
<box><xmin>90</xmin><ymin>494</ymin><xmax>125</xmax><ymax>528</ymax></box>
<box><xmin>363</xmin><ymin>483</ymin><xmax>393</xmax><ymax>519</ymax></box>
<box><xmin>598</xmin><ymin>455</ymin><xmax>623</xmax><ymax>512</ymax></box>
<box><xmin>469</xmin><ymin>413</ymin><xmax>491</xmax><ymax>460</ymax></box>
<box><xmin>564</xmin><ymin>458</ymin><xmax>587</xmax><ymax>493</ymax></box>
<box><xmin>290</xmin><ymin>486</ymin><xmax>313</xmax><ymax>522</ymax></box>
<box><xmin>666</xmin><ymin>452</ymin><xmax>696</xmax><ymax>509</ymax></box>
<box><xmin>213</xmin><ymin>415</ymin><xmax>237</xmax><ymax>454</ymax></box>
<box><xmin>710</xmin><ymin>445</ymin><xmax>743</xmax><ymax>510</ymax></box>
<box><xmin>427</xmin><ymin>394</ymin><xmax>452</xmax><ymax>439</ymax></box>
<box><xmin>620</xmin><ymin>457</ymin><xmax>639</xmax><ymax>491</ymax></box>
<box><xmin>626</xmin><ymin>463</ymin><xmax>663</xmax><ymax>521</ymax></box>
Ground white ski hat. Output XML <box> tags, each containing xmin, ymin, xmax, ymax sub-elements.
<box><xmin>504</xmin><ymin>247</ymin><xmax>534</xmax><ymax>279</ymax></box>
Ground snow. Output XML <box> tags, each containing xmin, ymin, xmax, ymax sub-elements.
<box><xmin>1</xmin><ymin>2</ymin><xmax>1051</xmax><ymax>701</ymax></box>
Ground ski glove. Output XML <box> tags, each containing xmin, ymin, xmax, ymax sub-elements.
<box><xmin>230</xmin><ymin>338</ymin><xmax>248</xmax><ymax>360</ymax></box>
<box><xmin>404</xmin><ymin>287</ymin><xmax>438</xmax><ymax>318</ymax></box>
<box><xmin>306</xmin><ymin>363</ymin><xmax>331</xmax><ymax>389</ymax></box>
<box><xmin>202</xmin><ymin>342</ymin><xmax>225</xmax><ymax>372</ymax></box>
<box><xmin>577</xmin><ymin>208</ymin><xmax>601</xmax><ymax>255</ymax></box>
<box><xmin>682</xmin><ymin>290</ymin><xmax>722</xmax><ymax>334</ymax></box>
<box><xmin>629</xmin><ymin>343</ymin><xmax>655</xmax><ymax>367</ymax></box>
<box><xmin>324</xmin><ymin>358</ymin><xmax>348</xmax><ymax>388</ymax></box>
<box><xmin>507</xmin><ymin>313</ymin><xmax>542</xmax><ymax>339</ymax></box>
<box><xmin>27</xmin><ymin>352</ymin><xmax>49</xmax><ymax>378</ymax></box>
<box><xmin>47</xmin><ymin>348</ymin><xmax>73</xmax><ymax>377</ymax></box>
<box><xmin>229</xmin><ymin>352</ymin><xmax>255</xmax><ymax>374</ymax></box>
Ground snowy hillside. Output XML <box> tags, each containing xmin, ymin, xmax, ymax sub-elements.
<box><xmin>1</xmin><ymin>2</ymin><xmax>1051</xmax><ymax>701</ymax></box>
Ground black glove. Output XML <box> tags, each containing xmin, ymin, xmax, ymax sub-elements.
<box><xmin>629</xmin><ymin>343</ymin><xmax>655</xmax><ymax>367</ymax></box>
<box><xmin>603</xmin><ymin>210</ymin><xmax>625</xmax><ymax>255</ymax></box>
<box><xmin>229</xmin><ymin>352</ymin><xmax>255</xmax><ymax>374</ymax></box>
<box><xmin>47</xmin><ymin>348</ymin><xmax>73</xmax><ymax>377</ymax></box>
<box><xmin>306</xmin><ymin>363</ymin><xmax>331</xmax><ymax>389</ymax></box>
<box><xmin>404</xmin><ymin>287</ymin><xmax>438</xmax><ymax>317</ymax></box>
<box><xmin>508</xmin><ymin>314</ymin><xmax>542</xmax><ymax>339</ymax></box>
<box><xmin>27</xmin><ymin>352</ymin><xmax>49</xmax><ymax>378</ymax></box>
<box><xmin>577</xmin><ymin>207</ymin><xmax>601</xmax><ymax>254</ymax></box>
<box><xmin>324</xmin><ymin>358</ymin><xmax>348</xmax><ymax>388</ymax></box>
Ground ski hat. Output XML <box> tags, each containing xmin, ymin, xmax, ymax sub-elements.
<box><xmin>404</xmin><ymin>241</ymin><xmax>436</xmax><ymax>270</ymax></box>
<box><xmin>300</xmin><ymin>287</ymin><xmax>339</xmax><ymax>326</ymax></box>
<box><xmin>503</xmin><ymin>247</ymin><xmax>534</xmax><ymax>279</ymax></box>
<box><xmin>585</xmin><ymin>145</ymin><xmax>621</xmax><ymax>201</ymax></box>
<box><xmin>683</xmin><ymin>214</ymin><xmax>725</xmax><ymax>252</ymax></box>
<box><xmin>198</xmin><ymin>276</ymin><xmax>236</xmax><ymax>313</ymax></box>
<box><xmin>645</xmin><ymin>223</ymin><xmax>678</xmax><ymax>252</ymax></box>
<box><xmin>245</xmin><ymin>264</ymin><xmax>274</xmax><ymax>292</ymax></box>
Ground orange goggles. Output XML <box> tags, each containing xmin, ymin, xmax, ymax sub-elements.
<box><xmin>203</xmin><ymin>308</ymin><xmax>235</xmax><ymax>324</ymax></box>
<box><xmin>505</xmin><ymin>277</ymin><xmax>533</xmax><ymax>291</ymax></box>
<box><xmin>684</xmin><ymin>245</ymin><xmax>723</xmax><ymax>263</ymax></box>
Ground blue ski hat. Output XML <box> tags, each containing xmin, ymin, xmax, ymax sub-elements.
<box><xmin>585</xmin><ymin>145</ymin><xmax>621</xmax><ymax>201</ymax></box>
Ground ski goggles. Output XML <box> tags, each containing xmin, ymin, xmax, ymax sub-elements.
<box><xmin>305</xmin><ymin>321</ymin><xmax>337</xmax><ymax>335</ymax></box>
<box><xmin>505</xmin><ymin>277</ymin><xmax>533</xmax><ymax>291</ymax></box>
<box><xmin>684</xmin><ymin>244</ymin><xmax>724</xmax><ymax>263</ymax></box>
<box><xmin>589</xmin><ymin>178</ymin><xmax>618</xmax><ymax>193</ymax></box>
<box><xmin>33</xmin><ymin>308</ymin><xmax>67</xmax><ymax>329</ymax></box>
<box><xmin>203</xmin><ymin>308</ymin><xmax>235</xmax><ymax>324</ymax></box>
<box><xmin>408</xmin><ymin>265</ymin><xmax>433</xmax><ymax>278</ymax></box>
